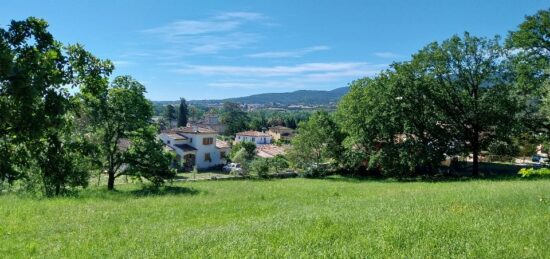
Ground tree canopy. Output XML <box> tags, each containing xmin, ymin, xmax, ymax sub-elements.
<box><xmin>221</xmin><ymin>102</ymin><xmax>249</xmax><ymax>136</ymax></box>
<box><xmin>0</xmin><ymin>17</ymin><xmax>173</xmax><ymax>194</ymax></box>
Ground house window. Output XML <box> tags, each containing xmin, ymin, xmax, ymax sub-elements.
<box><xmin>204</xmin><ymin>153</ymin><xmax>211</xmax><ymax>162</ymax></box>
<box><xmin>167</xmin><ymin>140</ymin><xmax>171</xmax><ymax>144</ymax></box>
<box><xmin>220</xmin><ymin>151</ymin><xmax>226</xmax><ymax>159</ymax></box>
<box><xmin>252</xmin><ymin>137</ymin><xmax>255</xmax><ymax>142</ymax></box>
<box><xmin>203</xmin><ymin>137</ymin><xmax>213</xmax><ymax>145</ymax></box>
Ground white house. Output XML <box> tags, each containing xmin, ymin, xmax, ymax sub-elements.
<box><xmin>159</xmin><ymin>126</ymin><xmax>230</xmax><ymax>170</ymax></box>
<box><xmin>235</xmin><ymin>131</ymin><xmax>272</xmax><ymax>145</ymax></box>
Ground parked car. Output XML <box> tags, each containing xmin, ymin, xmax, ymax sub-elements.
<box><xmin>222</xmin><ymin>163</ymin><xmax>242</xmax><ymax>173</ymax></box>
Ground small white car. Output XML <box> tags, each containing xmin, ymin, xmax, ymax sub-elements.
<box><xmin>222</xmin><ymin>163</ymin><xmax>242</xmax><ymax>173</ymax></box>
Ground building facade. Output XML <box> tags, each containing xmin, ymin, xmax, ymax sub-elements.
<box><xmin>267</xmin><ymin>126</ymin><xmax>294</xmax><ymax>141</ymax></box>
<box><xmin>159</xmin><ymin>126</ymin><xmax>230</xmax><ymax>170</ymax></box>
<box><xmin>235</xmin><ymin>131</ymin><xmax>272</xmax><ymax>145</ymax></box>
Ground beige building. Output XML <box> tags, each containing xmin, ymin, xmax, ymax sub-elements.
<box><xmin>268</xmin><ymin>126</ymin><xmax>294</xmax><ymax>141</ymax></box>
<box><xmin>189</xmin><ymin>113</ymin><xmax>226</xmax><ymax>134</ymax></box>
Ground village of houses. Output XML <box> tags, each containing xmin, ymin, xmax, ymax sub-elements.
<box><xmin>158</xmin><ymin>111</ymin><xmax>550</xmax><ymax>178</ymax></box>
<box><xmin>159</xmin><ymin>113</ymin><xmax>294</xmax><ymax>176</ymax></box>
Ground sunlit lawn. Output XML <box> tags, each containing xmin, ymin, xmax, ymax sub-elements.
<box><xmin>1</xmin><ymin>177</ymin><xmax>549</xmax><ymax>258</ymax></box>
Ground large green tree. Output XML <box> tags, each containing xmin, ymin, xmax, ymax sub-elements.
<box><xmin>411</xmin><ymin>33</ymin><xmax>517</xmax><ymax>176</ymax></box>
<box><xmin>338</xmin><ymin>33</ymin><xmax>518</xmax><ymax>176</ymax></box>
<box><xmin>0</xmin><ymin>17</ymin><xmax>96</xmax><ymax>195</ymax></box>
<box><xmin>102</xmin><ymin>76</ymin><xmax>174</xmax><ymax>190</ymax></box>
<box><xmin>337</xmin><ymin>67</ymin><xmax>453</xmax><ymax>176</ymax></box>
<box><xmin>506</xmin><ymin>9</ymin><xmax>550</xmax><ymax>140</ymax></box>
<box><xmin>221</xmin><ymin>102</ymin><xmax>249</xmax><ymax>135</ymax></box>
<box><xmin>288</xmin><ymin>111</ymin><xmax>344</xmax><ymax>170</ymax></box>
<box><xmin>68</xmin><ymin>46</ymin><xmax>174</xmax><ymax>190</ymax></box>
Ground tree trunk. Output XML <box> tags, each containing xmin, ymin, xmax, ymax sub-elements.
<box><xmin>472</xmin><ymin>135</ymin><xmax>480</xmax><ymax>177</ymax></box>
<box><xmin>107</xmin><ymin>171</ymin><xmax>115</xmax><ymax>190</ymax></box>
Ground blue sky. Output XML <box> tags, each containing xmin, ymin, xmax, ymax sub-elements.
<box><xmin>1</xmin><ymin>1</ymin><xmax>547</xmax><ymax>100</ymax></box>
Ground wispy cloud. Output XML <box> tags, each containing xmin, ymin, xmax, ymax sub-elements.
<box><xmin>374</xmin><ymin>52</ymin><xmax>403</xmax><ymax>59</ymax></box>
<box><xmin>141</xmin><ymin>12</ymin><xmax>266</xmax><ymax>56</ymax></box>
<box><xmin>178</xmin><ymin>62</ymin><xmax>387</xmax><ymax>89</ymax></box>
<box><xmin>112</xmin><ymin>60</ymin><xmax>133</xmax><ymax>67</ymax></box>
<box><xmin>214</xmin><ymin>12</ymin><xmax>265</xmax><ymax>21</ymax></box>
<box><xmin>175</xmin><ymin>62</ymin><xmax>377</xmax><ymax>77</ymax></box>
<box><xmin>208</xmin><ymin>80</ymin><xmax>305</xmax><ymax>89</ymax></box>
<box><xmin>247</xmin><ymin>45</ymin><xmax>329</xmax><ymax>58</ymax></box>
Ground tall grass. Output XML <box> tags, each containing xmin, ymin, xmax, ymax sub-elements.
<box><xmin>1</xmin><ymin>178</ymin><xmax>549</xmax><ymax>258</ymax></box>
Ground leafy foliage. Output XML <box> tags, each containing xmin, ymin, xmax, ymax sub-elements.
<box><xmin>124</xmin><ymin>127</ymin><xmax>176</xmax><ymax>186</ymax></box>
<box><xmin>220</xmin><ymin>102</ymin><xmax>249</xmax><ymax>135</ymax></box>
<box><xmin>337</xmin><ymin>33</ymin><xmax>519</xmax><ymax>176</ymax></box>
<box><xmin>288</xmin><ymin>111</ymin><xmax>344</xmax><ymax>170</ymax></box>
<box><xmin>230</xmin><ymin>141</ymin><xmax>256</xmax><ymax>160</ymax></box>
<box><xmin>249</xmin><ymin>158</ymin><xmax>271</xmax><ymax>178</ymax></box>
<box><xmin>518</xmin><ymin>168</ymin><xmax>550</xmax><ymax>178</ymax></box>
<box><xmin>0</xmin><ymin>17</ymin><xmax>98</xmax><ymax>195</ymax></box>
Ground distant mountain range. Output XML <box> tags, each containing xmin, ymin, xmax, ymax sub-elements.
<box><xmin>187</xmin><ymin>87</ymin><xmax>350</xmax><ymax>106</ymax></box>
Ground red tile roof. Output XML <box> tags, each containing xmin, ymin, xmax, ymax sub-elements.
<box><xmin>165</xmin><ymin>126</ymin><xmax>217</xmax><ymax>134</ymax></box>
<box><xmin>163</xmin><ymin>133</ymin><xmax>188</xmax><ymax>140</ymax></box>
<box><xmin>268</xmin><ymin>126</ymin><xmax>292</xmax><ymax>131</ymax></box>
<box><xmin>216</xmin><ymin>140</ymin><xmax>230</xmax><ymax>149</ymax></box>
<box><xmin>236</xmin><ymin>130</ymin><xmax>271</xmax><ymax>137</ymax></box>
<box><xmin>256</xmin><ymin>144</ymin><xmax>286</xmax><ymax>158</ymax></box>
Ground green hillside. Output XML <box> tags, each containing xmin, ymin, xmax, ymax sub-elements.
<box><xmin>188</xmin><ymin>87</ymin><xmax>349</xmax><ymax>106</ymax></box>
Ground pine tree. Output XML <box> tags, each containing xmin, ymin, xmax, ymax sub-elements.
<box><xmin>178</xmin><ymin>98</ymin><xmax>188</xmax><ymax>127</ymax></box>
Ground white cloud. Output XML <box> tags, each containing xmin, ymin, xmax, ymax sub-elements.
<box><xmin>112</xmin><ymin>60</ymin><xmax>133</xmax><ymax>67</ymax></box>
<box><xmin>374</xmin><ymin>52</ymin><xmax>403</xmax><ymax>59</ymax></box>
<box><xmin>141</xmin><ymin>12</ymin><xmax>266</xmax><ymax>56</ymax></box>
<box><xmin>142</xmin><ymin>20</ymin><xmax>241</xmax><ymax>38</ymax></box>
<box><xmin>184</xmin><ymin>62</ymin><xmax>387</xmax><ymax>89</ymax></box>
<box><xmin>208</xmin><ymin>80</ymin><xmax>304</xmax><ymax>89</ymax></box>
<box><xmin>247</xmin><ymin>45</ymin><xmax>329</xmax><ymax>58</ymax></box>
<box><xmin>175</xmin><ymin>62</ymin><xmax>378</xmax><ymax>77</ymax></box>
<box><xmin>214</xmin><ymin>12</ymin><xmax>265</xmax><ymax>21</ymax></box>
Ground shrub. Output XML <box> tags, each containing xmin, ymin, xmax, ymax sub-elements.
<box><xmin>302</xmin><ymin>163</ymin><xmax>331</xmax><ymax>178</ymax></box>
<box><xmin>250</xmin><ymin>158</ymin><xmax>270</xmax><ymax>179</ymax></box>
<box><xmin>518</xmin><ymin>168</ymin><xmax>550</xmax><ymax>178</ymax></box>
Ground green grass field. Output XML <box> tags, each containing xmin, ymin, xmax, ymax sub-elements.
<box><xmin>1</xmin><ymin>177</ymin><xmax>549</xmax><ymax>258</ymax></box>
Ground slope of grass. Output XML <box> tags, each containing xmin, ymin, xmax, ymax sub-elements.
<box><xmin>1</xmin><ymin>178</ymin><xmax>549</xmax><ymax>258</ymax></box>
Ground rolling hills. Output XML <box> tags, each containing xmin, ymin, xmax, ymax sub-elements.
<box><xmin>188</xmin><ymin>86</ymin><xmax>350</xmax><ymax>106</ymax></box>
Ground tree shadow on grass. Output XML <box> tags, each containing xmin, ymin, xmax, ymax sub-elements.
<box><xmin>77</xmin><ymin>185</ymin><xmax>201</xmax><ymax>201</ymax></box>
<box><xmin>321</xmin><ymin>162</ymin><xmax>535</xmax><ymax>183</ymax></box>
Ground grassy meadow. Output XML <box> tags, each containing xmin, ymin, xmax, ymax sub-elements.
<box><xmin>1</xmin><ymin>177</ymin><xmax>549</xmax><ymax>258</ymax></box>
